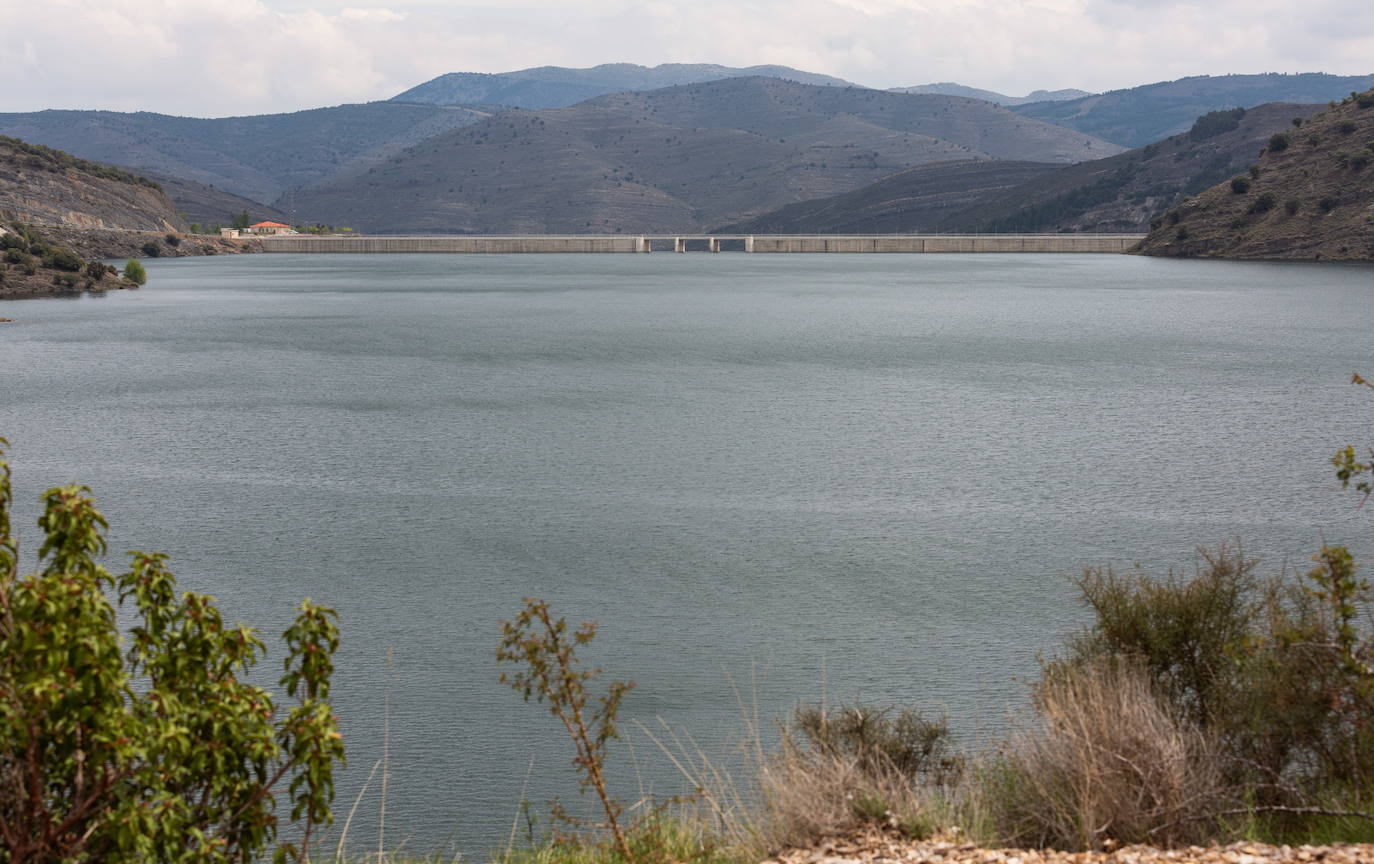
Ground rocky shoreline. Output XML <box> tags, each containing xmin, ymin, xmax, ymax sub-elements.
<box><xmin>768</xmin><ymin>831</ymin><xmax>1374</xmax><ymax>864</ymax></box>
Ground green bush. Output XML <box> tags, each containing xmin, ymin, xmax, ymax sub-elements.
<box><xmin>123</xmin><ymin>258</ymin><xmax>147</xmax><ymax>285</ymax></box>
<box><xmin>1338</xmin><ymin>121</ymin><xmax>1357</xmax><ymax>135</ymax></box>
<box><xmin>1057</xmin><ymin>542</ymin><xmax>1374</xmax><ymax>805</ymax></box>
<box><xmin>1229</xmin><ymin>176</ymin><xmax>1251</xmax><ymax>194</ymax></box>
<box><xmin>164</xmin><ymin>233</ymin><xmax>181</xmax><ymax>247</ymax></box>
<box><xmin>140</xmin><ymin>241</ymin><xmax>161</xmax><ymax>258</ymax></box>
<box><xmin>1320</xmin><ymin>197</ymin><xmax>1337</xmax><ymax>212</ymax></box>
<box><xmin>1267</xmin><ymin>132</ymin><xmax>1290</xmax><ymax>152</ymax></box>
<box><xmin>1285</xmin><ymin>198</ymin><xmax>1301</xmax><ymax>215</ymax></box>
<box><xmin>0</xmin><ymin>439</ymin><xmax>345</xmax><ymax>862</ymax></box>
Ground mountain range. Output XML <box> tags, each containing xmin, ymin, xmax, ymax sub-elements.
<box><xmin>888</xmin><ymin>83</ymin><xmax>1090</xmax><ymax>106</ymax></box>
<box><xmin>725</xmin><ymin>102</ymin><xmax>1310</xmax><ymax>235</ymax></box>
<box><xmin>392</xmin><ymin>63</ymin><xmax>854</xmax><ymax>109</ymax></box>
<box><xmin>1012</xmin><ymin>72</ymin><xmax>1374</xmax><ymax>147</ymax></box>
<box><xmin>290</xmin><ymin>76</ymin><xmax>1120</xmax><ymax>233</ymax></box>
<box><xmin>0</xmin><ymin>102</ymin><xmax>491</xmax><ymax>207</ymax></box>
<box><xmin>4</xmin><ymin>63</ymin><xmax>1374</xmax><ymax>244</ymax></box>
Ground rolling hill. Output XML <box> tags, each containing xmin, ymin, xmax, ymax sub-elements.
<box><xmin>889</xmin><ymin>83</ymin><xmax>1091</xmax><ymax>106</ymax></box>
<box><xmin>718</xmin><ymin>160</ymin><xmax>1059</xmax><ymax>233</ymax></box>
<box><xmin>1135</xmin><ymin>90</ymin><xmax>1374</xmax><ymax>260</ymax></box>
<box><xmin>0</xmin><ymin>102</ymin><xmax>493</xmax><ymax>206</ymax></box>
<box><xmin>291</xmin><ymin>77</ymin><xmax>1122</xmax><ymax>234</ymax></box>
<box><xmin>728</xmin><ymin>102</ymin><xmax>1313</xmax><ymax>235</ymax></box>
<box><xmin>1013</xmin><ymin>73</ymin><xmax>1374</xmax><ymax>148</ymax></box>
<box><xmin>391</xmin><ymin>63</ymin><xmax>854</xmax><ymax>108</ymax></box>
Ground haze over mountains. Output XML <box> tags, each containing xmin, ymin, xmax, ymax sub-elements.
<box><xmin>292</xmin><ymin>77</ymin><xmax>1119</xmax><ymax>233</ymax></box>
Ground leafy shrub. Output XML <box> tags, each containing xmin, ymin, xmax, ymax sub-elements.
<box><xmin>1353</xmin><ymin>152</ymin><xmax>1371</xmax><ymax>171</ymax></box>
<box><xmin>140</xmin><ymin>241</ymin><xmax>161</xmax><ymax>258</ymax></box>
<box><xmin>1175</xmin><ymin>226</ymin><xmax>1190</xmax><ymax>241</ymax></box>
<box><xmin>164</xmin><ymin>233</ymin><xmax>181</xmax><ymax>247</ymax></box>
<box><xmin>1359</xmin><ymin>93</ymin><xmax>1374</xmax><ymax>109</ymax></box>
<box><xmin>1248</xmin><ymin>164</ymin><xmax>1263</xmax><ymax>179</ymax></box>
<box><xmin>1229</xmin><ymin>176</ymin><xmax>1251</xmax><ymax>194</ymax></box>
<box><xmin>51</xmin><ymin>272</ymin><xmax>79</xmax><ymax>289</ymax></box>
<box><xmin>0</xmin><ymin>439</ymin><xmax>344</xmax><ymax>863</ymax></box>
<box><xmin>123</xmin><ymin>258</ymin><xmax>147</xmax><ymax>285</ymax></box>
<box><xmin>1248</xmin><ymin>192</ymin><xmax>1278</xmax><ymax>215</ymax></box>
<box><xmin>1320</xmin><ymin>197</ymin><xmax>1337</xmax><ymax>212</ymax></box>
<box><xmin>1267</xmin><ymin>132</ymin><xmax>1290</xmax><ymax>152</ymax></box>
<box><xmin>85</xmin><ymin>260</ymin><xmax>114</xmax><ymax>281</ymax></box>
<box><xmin>1338</xmin><ymin>121</ymin><xmax>1357</xmax><ymax>135</ymax></box>
<box><xmin>1292</xmin><ymin>117</ymin><xmax>1304</xmax><ymax>127</ymax></box>
<box><xmin>1285</xmin><ymin>198</ymin><xmax>1301</xmax><ymax>215</ymax></box>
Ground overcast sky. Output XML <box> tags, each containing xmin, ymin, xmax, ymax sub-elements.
<box><xmin>6</xmin><ymin>0</ymin><xmax>1374</xmax><ymax>117</ymax></box>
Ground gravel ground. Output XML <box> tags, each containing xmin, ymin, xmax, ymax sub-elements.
<box><xmin>766</xmin><ymin>830</ymin><xmax>1374</xmax><ymax>864</ymax></box>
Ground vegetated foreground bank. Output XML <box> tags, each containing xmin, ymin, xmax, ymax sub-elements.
<box><xmin>1136</xmin><ymin>88</ymin><xmax>1374</xmax><ymax>259</ymax></box>
<box><xmin>0</xmin><ymin>222</ymin><xmax>142</xmax><ymax>297</ymax></box>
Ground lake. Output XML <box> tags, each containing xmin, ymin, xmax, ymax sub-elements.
<box><xmin>1</xmin><ymin>252</ymin><xmax>1371</xmax><ymax>854</ymax></box>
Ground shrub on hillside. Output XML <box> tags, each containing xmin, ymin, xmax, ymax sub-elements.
<box><xmin>0</xmin><ymin>439</ymin><xmax>345</xmax><ymax>862</ymax></box>
<box><xmin>1248</xmin><ymin>192</ymin><xmax>1278</xmax><ymax>215</ymax></box>
<box><xmin>1285</xmin><ymin>198</ymin><xmax>1301</xmax><ymax>215</ymax></box>
<box><xmin>1230</xmin><ymin>176</ymin><xmax>1251</xmax><ymax>194</ymax></box>
<box><xmin>1268</xmin><ymin>132</ymin><xmax>1290</xmax><ymax>152</ymax></box>
<box><xmin>140</xmin><ymin>241</ymin><xmax>161</xmax><ymax>258</ymax></box>
<box><xmin>45</xmin><ymin>247</ymin><xmax>83</xmax><ymax>272</ymax></box>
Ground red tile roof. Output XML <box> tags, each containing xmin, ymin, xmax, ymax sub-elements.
<box><xmin>250</xmin><ymin>221</ymin><xmax>291</xmax><ymax>228</ymax></box>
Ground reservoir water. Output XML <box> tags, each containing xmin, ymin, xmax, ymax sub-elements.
<box><xmin>1</xmin><ymin>253</ymin><xmax>1371</xmax><ymax>854</ymax></box>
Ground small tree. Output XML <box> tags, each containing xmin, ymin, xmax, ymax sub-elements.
<box><xmin>0</xmin><ymin>438</ymin><xmax>344</xmax><ymax>863</ymax></box>
<box><xmin>498</xmin><ymin>599</ymin><xmax>635</xmax><ymax>860</ymax></box>
<box><xmin>123</xmin><ymin>259</ymin><xmax>147</xmax><ymax>285</ymax></box>
<box><xmin>232</xmin><ymin>211</ymin><xmax>252</xmax><ymax>231</ymax></box>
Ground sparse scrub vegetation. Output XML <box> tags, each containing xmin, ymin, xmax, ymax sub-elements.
<box><xmin>1229</xmin><ymin>176</ymin><xmax>1250</xmax><ymax>194</ymax></box>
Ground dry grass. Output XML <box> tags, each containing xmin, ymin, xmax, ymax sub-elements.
<box><xmin>978</xmin><ymin>659</ymin><xmax>1230</xmax><ymax>851</ymax></box>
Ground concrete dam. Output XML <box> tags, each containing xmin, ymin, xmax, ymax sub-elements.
<box><xmin>259</xmin><ymin>234</ymin><xmax>1145</xmax><ymax>254</ymax></box>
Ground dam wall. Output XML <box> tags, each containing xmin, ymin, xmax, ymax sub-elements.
<box><xmin>746</xmin><ymin>235</ymin><xmax>1143</xmax><ymax>253</ymax></box>
<box><xmin>261</xmin><ymin>235</ymin><xmax>646</xmax><ymax>253</ymax></box>
<box><xmin>260</xmin><ymin>234</ymin><xmax>1144</xmax><ymax>254</ymax></box>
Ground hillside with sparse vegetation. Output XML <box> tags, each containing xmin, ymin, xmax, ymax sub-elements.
<box><xmin>1136</xmin><ymin>88</ymin><xmax>1374</xmax><ymax>259</ymax></box>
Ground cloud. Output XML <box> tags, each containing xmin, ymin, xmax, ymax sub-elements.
<box><xmin>339</xmin><ymin>7</ymin><xmax>407</xmax><ymax>21</ymax></box>
<box><xmin>1</xmin><ymin>0</ymin><xmax>1371</xmax><ymax>117</ymax></box>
